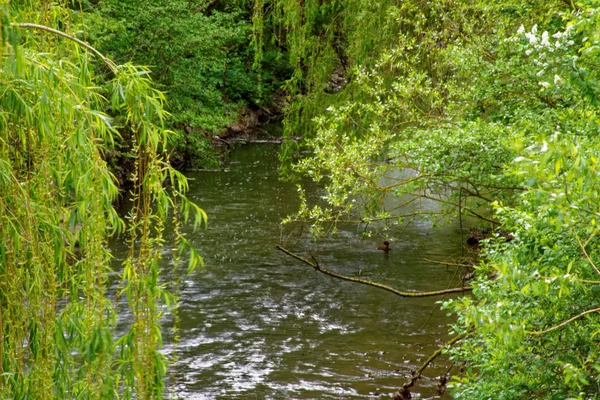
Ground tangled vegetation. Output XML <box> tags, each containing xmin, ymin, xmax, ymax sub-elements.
<box><xmin>252</xmin><ymin>0</ymin><xmax>600</xmax><ymax>397</ymax></box>
<box><xmin>86</xmin><ymin>0</ymin><xmax>290</xmax><ymax>167</ymax></box>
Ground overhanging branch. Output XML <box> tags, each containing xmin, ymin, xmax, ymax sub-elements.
<box><xmin>13</xmin><ymin>23</ymin><xmax>119</xmax><ymax>75</ymax></box>
<box><xmin>276</xmin><ymin>245</ymin><xmax>473</xmax><ymax>298</ymax></box>
<box><xmin>525</xmin><ymin>307</ymin><xmax>600</xmax><ymax>335</ymax></box>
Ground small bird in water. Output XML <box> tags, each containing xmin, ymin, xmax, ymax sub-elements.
<box><xmin>378</xmin><ymin>241</ymin><xmax>391</xmax><ymax>252</ymax></box>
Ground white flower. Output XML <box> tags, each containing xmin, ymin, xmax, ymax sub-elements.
<box><xmin>525</xmin><ymin>33</ymin><xmax>537</xmax><ymax>44</ymax></box>
<box><xmin>554</xmin><ymin>74</ymin><xmax>562</xmax><ymax>84</ymax></box>
<box><xmin>567</xmin><ymin>40</ymin><xmax>574</xmax><ymax>46</ymax></box>
<box><xmin>552</xmin><ymin>31</ymin><xmax>562</xmax><ymax>39</ymax></box>
<box><xmin>538</xmin><ymin>81</ymin><xmax>550</xmax><ymax>88</ymax></box>
<box><xmin>525</xmin><ymin>49</ymin><xmax>533</xmax><ymax>56</ymax></box>
<box><xmin>541</xmin><ymin>31</ymin><xmax>550</xmax><ymax>46</ymax></box>
<box><xmin>517</xmin><ymin>24</ymin><xmax>525</xmax><ymax>34</ymax></box>
<box><xmin>531</xmin><ymin>24</ymin><xmax>538</xmax><ymax>34</ymax></box>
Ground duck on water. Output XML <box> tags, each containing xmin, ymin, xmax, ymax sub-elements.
<box><xmin>378</xmin><ymin>241</ymin><xmax>391</xmax><ymax>252</ymax></box>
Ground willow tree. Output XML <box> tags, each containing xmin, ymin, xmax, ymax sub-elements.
<box><xmin>0</xmin><ymin>2</ymin><xmax>204</xmax><ymax>399</ymax></box>
<box><xmin>251</xmin><ymin>0</ymin><xmax>541</xmax><ymax>232</ymax></box>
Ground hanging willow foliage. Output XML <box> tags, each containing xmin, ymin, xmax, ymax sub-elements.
<box><xmin>0</xmin><ymin>2</ymin><xmax>205</xmax><ymax>399</ymax></box>
<box><xmin>249</xmin><ymin>0</ymin><xmax>425</xmax><ymax>173</ymax></box>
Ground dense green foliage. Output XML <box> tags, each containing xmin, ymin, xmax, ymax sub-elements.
<box><xmin>86</xmin><ymin>0</ymin><xmax>288</xmax><ymax>166</ymax></box>
<box><xmin>446</xmin><ymin>6</ymin><xmax>600</xmax><ymax>396</ymax></box>
<box><xmin>254</xmin><ymin>0</ymin><xmax>600</xmax><ymax>397</ymax></box>
<box><xmin>0</xmin><ymin>2</ymin><xmax>203</xmax><ymax>398</ymax></box>
<box><xmin>4</xmin><ymin>0</ymin><xmax>600</xmax><ymax>397</ymax></box>
<box><xmin>89</xmin><ymin>0</ymin><xmax>249</xmax><ymax>129</ymax></box>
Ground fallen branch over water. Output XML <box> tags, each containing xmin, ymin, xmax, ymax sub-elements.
<box><xmin>276</xmin><ymin>245</ymin><xmax>473</xmax><ymax>298</ymax></box>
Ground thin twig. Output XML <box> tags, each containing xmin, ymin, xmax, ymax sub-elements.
<box><xmin>436</xmin><ymin>361</ymin><xmax>455</xmax><ymax>396</ymax></box>
<box><xmin>419</xmin><ymin>265</ymin><xmax>461</xmax><ymax>331</ymax></box>
<box><xmin>394</xmin><ymin>333</ymin><xmax>465</xmax><ymax>399</ymax></box>
<box><xmin>573</xmin><ymin>229</ymin><xmax>600</xmax><ymax>276</ymax></box>
<box><xmin>583</xmin><ymin>227</ymin><xmax>599</xmax><ymax>248</ymax></box>
<box><xmin>276</xmin><ymin>245</ymin><xmax>473</xmax><ymax>298</ymax></box>
<box><xmin>525</xmin><ymin>307</ymin><xmax>600</xmax><ymax>335</ymax></box>
<box><xmin>423</xmin><ymin>258</ymin><xmax>473</xmax><ymax>268</ymax></box>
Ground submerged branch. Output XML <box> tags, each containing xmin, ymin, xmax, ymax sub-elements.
<box><xmin>276</xmin><ymin>245</ymin><xmax>473</xmax><ymax>298</ymax></box>
<box><xmin>393</xmin><ymin>333</ymin><xmax>465</xmax><ymax>399</ymax></box>
<box><xmin>423</xmin><ymin>258</ymin><xmax>474</xmax><ymax>268</ymax></box>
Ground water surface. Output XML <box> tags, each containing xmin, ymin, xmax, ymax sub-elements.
<box><xmin>150</xmin><ymin>142</ymin><xmax>467</xmax><ymax>399</ymax></box>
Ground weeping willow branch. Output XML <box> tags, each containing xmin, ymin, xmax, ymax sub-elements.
<box><xmin>12</xmin><ymin>23</ymin><xmax>119</xmax><ymax>75</ymax></box>
<box><xmin>525</xmin><ymin>307</ymin><xmax>600</xmax><ymax>335</ymax></box>
<box><xmin>276</xmin><ymin>245</ymin><xmax>473</xmax><ymax>297</ymax></box>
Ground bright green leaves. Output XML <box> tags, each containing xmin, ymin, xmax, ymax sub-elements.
<box><xmin>0</xmin><ymin>2</ymin><xmax>205</xmax><ymax>400</ymax></box>
<box><xmin>443</xmin><ymin>4</ymin><xmax>600</xmax><ymax>396</ymax></box>
<box><xmin>260</xmin><ymin>0</ymin><xmax>600</xmax><ymax>398</ymax></box>
<box><xmin>110</xmin><ymin>55</ymin><xmax>208</xmax><ymax>400</ymax></box>
<box><xmin>0</xmin><ymin>12</ymin><xmax>121</xmax><ymax>398</ymax></box>
<box><xmin>279</xmin><ymin>0</ymin><xmax>526</xmax><ymax>236</ymax></box>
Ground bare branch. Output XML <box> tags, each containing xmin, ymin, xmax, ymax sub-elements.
<box><xmin>377</xmin><ymin>173</ymin><xmax>433</xmax><ymax>191</ymax></box>
<box><xmin>525</xmin><ymin>307</ymin><xmax>600</xmax><ymax>335</ymax></box>
<box><xmin>573</xmin><ymin>229</ymin><xmax>600</xmax><ymax>277</ymax></box>
<box><xmin>423</xmin><ymin>258</ymin><xmax>473</xmax><ymax>268</ymax></box>
<box><xmin>393</xmin><ymin>333</ymin><xmax>465</xmax><ymax>400</ymax></box>
<box><xmin>414</xmin><ymin>333</ymin><xmax>463</xmax><ymax>379</ymax></box>
<box><xmin>276</xmin><ymin>245</ymin><xmax>473</xmax><ymax>298</ymax></box>
<box><xmin>398</xmin><ymin>192</ymin><xmax>500</xmax><ymax>224</ymax></box>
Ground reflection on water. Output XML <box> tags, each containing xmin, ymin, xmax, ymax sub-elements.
<box><xmin>113</xmin><ymin>141</ymin><xmax>465</xmax><ymax>399</ymax></box>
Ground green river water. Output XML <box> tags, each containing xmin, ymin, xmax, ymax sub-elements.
<box><xmin>113</xmin><ymin>140</ymin><xmax>467</xmax><ymax>399</ymax></box>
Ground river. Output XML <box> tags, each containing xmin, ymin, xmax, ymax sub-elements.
<box><xmin>113</xmin><ymin>141</ymin><xmax>466</xmax><ymax>399</ymax></box>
